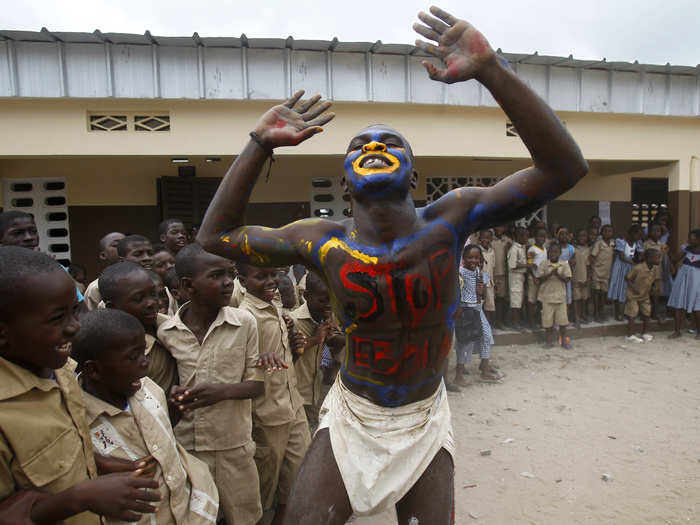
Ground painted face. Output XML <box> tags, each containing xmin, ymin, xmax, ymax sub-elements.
<box><xmin>1</xmin><ymin>218</ymin><xmax>39</xmax><ymax>249</ymax></box>
<box><xmin>344</xmin><ymin>127</ymin><xmax>413</xmax><ymax>199</ymax></box>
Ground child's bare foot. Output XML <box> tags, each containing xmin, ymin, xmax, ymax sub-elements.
<box><xmin>479</xmin><ymin>370</ymin><xmax>502</xmax><ymax>382</ymax></box>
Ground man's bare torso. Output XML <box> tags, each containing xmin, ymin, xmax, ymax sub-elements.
<box><xmin>312</xmin><ymin>212</ymin><xmax>462</xmax><ymax>407</ymax></box>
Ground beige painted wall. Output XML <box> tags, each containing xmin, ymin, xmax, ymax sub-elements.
<box><xmin>0</xmin><ymin>156</ymin><xmax>672</xmax><ymax>207</ymax></box>
<box><xmin>0</xmin><ymin>98</ymin><xmax>698</xmax><ymax>191</ymax></box>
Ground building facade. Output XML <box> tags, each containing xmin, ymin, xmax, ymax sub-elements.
<box><xmin>1</xmin><ymin>30</ymin><xmax>698</xmax><ymax>277</ymax></box>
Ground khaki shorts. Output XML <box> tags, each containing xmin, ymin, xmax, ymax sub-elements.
<box><xmin>542</xmin><ymin>302</ymin><xmax>568</xmax><ymax>328</ymax></box>
<box><xmin>624</xmin><ymin>297</ymin><xmax>651</xmax><ymax>319</ymax></box>
<box><xmin>508</xmin><ymin>273</ymin><xmax>525</xmax><ymax>308</ymax></box>
<box><xmin>494</xmin><ymin>275</ymin><xmax>507</xmax><ymax>298</ymax></box>
<box><xmin>591</xmin><ymin>278</ymin><xmax>609</xmax><ymax>292</ymax></box>
<box><xmin>573</xmin><ymin>281</ymin><xmax>590</xmax><ymax>301</ymax></box>
<box><xmin>527</xmin><ymin>275</ymin><xmax>539</xmax><ymax>304</ymax></box>
<box><xmin>484</xmin><ymin>284</ymin><xmax>495</xmax><ymax>312</ymax></box>
<box><xmin>253</xmin><ymin>406</ymin><xmax>311</xmax><ymax>509</ymax></box>
<box><xmin>193</xmin><ymin>442</ymin><xmax>262</xmax><ymax>525</ymax></box>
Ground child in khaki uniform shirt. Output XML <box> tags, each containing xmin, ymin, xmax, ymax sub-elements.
<box><xmin>159</xmin><ymin>244</ymin><xmax>266</xmax><ymax>525</ymax></box>
<box><xmin>491</xmin><ymin>225</ymin><xmax>512</xmax><ymax>328</ymax></box>
<box><xmin>74</xmin><ymin>309</ymin><xmax>219</xmax><ymax>525</ymax></box>
<box><xmin>289</xmin><ymin>272</ymin><xmax>344</xmax><ymax>432</ymax></box>
<box><xmin>643</xmin><ymin>224</ymin><xmax>667</xmax><ymax>320</ymax></box>
<box><xmin>572</xmin><ymin>229</ymin><xmax>592</xmax><ymax>327</ymax></box>
<box><xmin>526</xmin><ymin>228</ymin><xmax>548</xmax><ymax>329</ymax></box>
<box><xmin>536</xmin><ymin>243</ymin><xmax>573</xmax><ymax>349</ymax></box>
<box><xmin>238</xmin><ymin>264</ymin><xmax>311</xmax><ymax>525</ymax></box>
<box><xmin>590</xmin><ymin>225</ymin><xmax>615</xmax><ymax>321</ymax></box>
<box><xmin>478</xmin><ymin>230</ymin><xmax>497</xmax><ymax>325</ymax></box>
<box><xmin>100</xmin><ymin>262</ymin><xmax>179</xmax><ymax>396</ymax></box>
<box><xmin>507</xmin><ymin>227</ymin><xmax>530</xmax><ymax>328</ymax></box>
<box><xmin>624</xmin><ymin>250</ymin><xmax>661</xmax><ymax>343</ymax></box>
<box><xmin>0</xmin><ymin>247</ymin><xmax>158</xmax><ymax>523</ymax></box>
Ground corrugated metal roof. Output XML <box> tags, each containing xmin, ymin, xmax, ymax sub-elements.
<box><xmin>0</xmin><ymin>28</ymin><xmax>697</xmax><ymax>73</ymax></box>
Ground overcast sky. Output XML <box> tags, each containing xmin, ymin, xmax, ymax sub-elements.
<box><xmin>3</xmin><ymin>0</ymin><xmax>698</xmax><ymax>66</ymax></box>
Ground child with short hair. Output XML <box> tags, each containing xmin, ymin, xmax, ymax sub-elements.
<box><xmin>159</xmin><ymin>219</ymin><xmax>187</xmax><ymax>256</ymax></box>
<box><xmin>100</xmin><ymin>262</ymin><xmax>178</xmax><ymax>398</ymax></box>
<box><xmin>277</xmin><ymin>273</ymin><xmax>298</xmax><ymax>314</ymax></box>
<box><xmin>238</xmin><ymin>264</ymin><xmax>310</xmax><ymax>525</ymax></box>
<box><xmin>164</xmin><ymin>266</ymin><xmax>190</xmax><ymax>310</ymax></box>
<box><xmin>478</xmin><ymin>230</ymin><xmax>496</xmax><ymax>326</ymax></box>
<box><xmin>557</xmin><ymin>227</ymin><xmax>576</xmax><ymax>310</ymax></box>
<box><xmin>0</xmin><ymin>210</ymin><xmax>39</xmax><ymax>249</ymax></box>
<box><xmin>507</xmin><ymin>226</ymin><xmax>530</xmax><ymax>329</ymax></box>
<box><xmin>158</xmin><ymin>243</ymin><xmax>266</xmax><ymax>525</ymax></box>
<box><xmin>590</xmin><ymin>224</ymin><xmax>615</xmax><ymax>321</ymax></box>
<box><xmin>536</xmin><ymin>243</ymin><xmax>573</xmax><ymax>349</ymax></box>
<box><xmin>572</xmin><ymin>229</ymin><xmax>591</xmax><ymax>328</ymax></box>
<box><xmin>0</xmin><ymin>246</ymin><xmax>159</xmax><ymax>524</ymax></box>
<box><xmin>624</xmin><ymin>249</ymin><xmax>661</xmax><ymax>343</ymax></box>
<box><xmin>667</xmin><ymin>229</ymin><xmax>700</xmax><ymax>339</ymax></box>
<box><xmin>84</xmin><ymin>232</ymin><xmax>125</xmax><ymax>310</ymax></box>
<box><xmin>147</xmin><ymin>270</ymin><xmax>170</xmax><ymax>315</ymax></box>
<box><xmin>73</xmin><ymin>309</ymin><xmax>220</xmax><ymax>524</ymax></box>
<box><xmin>289</xmin><ymin>272</ymin><xmax>344</xmax><ymax>431</ymax></box>
<box><xmin>455</xmin><ymin>245</ymin><xmax>499</xmax><ymax>384</ymax></box>
<box><xmin>491</xmin><ymin>225</ymin><xmax>511</xmax><ymax>328</ymax></box>
<box><xmin>643</xmin><ymin>224</ymin><xmax>668</xmax><ymax>320</ymax></box>
<box><xmin>152</xmin><ymin>245</ymin><xmax>178</xmax><ymax>316</ymax></box>
<box><xmin>526</xmin><ymin>227</ymin><xmax>547</xmax><ymax>329</ymax></box>
<box><xmin>608</xmin><ymin>224</ymin><xmax>644</xmax><ymax>321</ymax></box>
<box><xmin>68</xmin><ymin>263</ymin><xmax>88</xmax><ymax>295</ymax></box>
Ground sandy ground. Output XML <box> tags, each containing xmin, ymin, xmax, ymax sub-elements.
<box><xmin>350</xmin><ymin>331</ymin><xmax>700</xmax><ymax>525</ymax></box>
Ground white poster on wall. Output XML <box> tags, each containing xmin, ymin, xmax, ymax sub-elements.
<box><xmin>599</xmin><ymin>201</ymin><xmax>611</xmax><ymax>226</ymax></box>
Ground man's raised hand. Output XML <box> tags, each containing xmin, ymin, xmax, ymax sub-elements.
<box><xmin>252</xmin><ymin>90</ymin><xmax>335</xmax><ymax>149</ymax></box>
<box><xmin>413</xmin><ymin>6</ymin><xmax>495</xmax><ymax>84</ymax></box>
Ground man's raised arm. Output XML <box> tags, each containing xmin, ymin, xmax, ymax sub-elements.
<box><xmin>414</xmin><ymin>6</ymin><xmax>588</xmax><ymax>229</ymax></box>
<box><xmin>197</xmin><ymin>91</ymin><xmax>335</xmax><ymax>266</ymax></box>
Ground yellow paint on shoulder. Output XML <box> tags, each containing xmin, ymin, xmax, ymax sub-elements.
<box><xmin>220</xmin><ymin>234</ymin><xmax>231</xmax><ymax>244</ymax></box>
<box><xmin>345</xmin><ymin>323</ymin><xmax>357</xmax><ymax>334</ymax></box>
<box><xmin>318</xmin><ymin>237</ymin><xmax>378</xmax><ymax>265</ymax></box>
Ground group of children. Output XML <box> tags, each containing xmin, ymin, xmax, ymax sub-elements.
<box><xmin>0</xmin><ymin>212</ymin><xmax>344</xmax><ymax>525</ymax></box>
<box><xmin>0</xmin><ymin>207</ymin><xmax>698</xmax><ymax>522</ymax></box>
<box><xmin>452</xmin><ymin>215</ymin><xmax>699</xmax><ymax>385</ymax></box>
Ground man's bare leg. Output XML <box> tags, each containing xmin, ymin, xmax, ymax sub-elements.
<box><xmin>395</xmin><ymin>448</ymin><xmax>454</xmax><ymax>525</ymax></box>
<box><xmin>284</xmin><ymin>430</ymin><xmax>352</xmax><ymax>525</ymax></box>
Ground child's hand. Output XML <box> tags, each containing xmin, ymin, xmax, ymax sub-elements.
<box><xmin>174</xmin><ymin>383</ymin><xmax>227</xmax><ymax>411</ymax></box>
<box><xmin>290</xmin><ymin>329</ymin><xmax>307</xmax><ymax>355</ymax></box>
<box><xmin>95</xmin><ymin>454</ymin><xmax>157</xmax><ymax>477</ymax></box>
<box><xmin>475</xmin><ymin>282</ymin><xmax>484</xmax><ymax>296</ymax></box>
<box><xmin>0</xmin><ymin>490</ymin><xmax>46</xmax><ymax>525</ymax></box>
<box><xmin>75</xmin><ymin>472</ymin><xmax>160</xmax><ymax>522</ymax></box>
<box><xmin>258</xmin><ymin>352</ymin><xmax>289</xmax><ymax>372</ymax></box>
<box><xmin>310</xmin><ymin>321</ymin><xmax>331</xmax><ymax>346</ymax></box>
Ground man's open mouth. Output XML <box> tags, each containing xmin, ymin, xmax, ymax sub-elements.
<box><xmin>360</xmin><ymin>155</ymin><xmax>392</xmax><ymax>169</ymax></box>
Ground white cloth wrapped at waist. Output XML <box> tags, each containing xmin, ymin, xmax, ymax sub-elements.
<box><xmin>316</xmin><ymin>377</ymin><xmax>455</xmax><ymax>515</ymax></box>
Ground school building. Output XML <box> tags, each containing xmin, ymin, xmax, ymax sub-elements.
<box><xmin>0</xmin><ymin>29</ymin><xmax>698</xmax><ymax>277</ymax></box>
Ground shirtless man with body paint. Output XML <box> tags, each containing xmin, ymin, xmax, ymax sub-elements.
<box><xmin>198</xmin><ymin>6</ymin><xmax>587</xmax><ymax>524</ymax></box>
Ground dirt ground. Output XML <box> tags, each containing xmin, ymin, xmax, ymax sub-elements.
<box><xmin>351</xmin><ymin>331</ymin><xmax>700</xmax><ymax>525</ymax></box>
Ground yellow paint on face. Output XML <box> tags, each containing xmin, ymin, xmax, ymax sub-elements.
<box><xmin>351</xmin><ymin>150</ymin><xmax>402</xmax><ymax>176</ymax></box>
<box><xmin>318</xmin><ymin>237</ymin><xmax>378</xmax><ymax>265</ymax></box>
